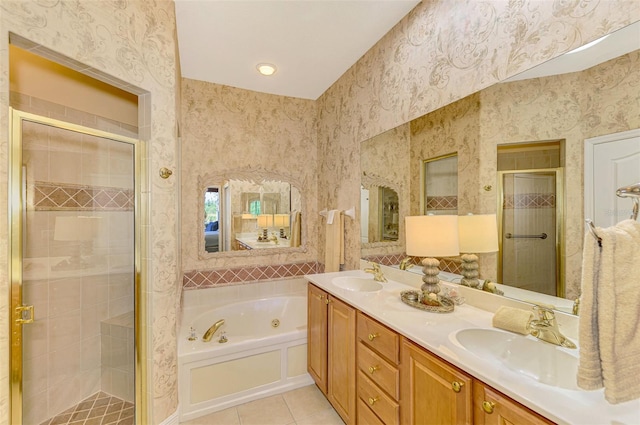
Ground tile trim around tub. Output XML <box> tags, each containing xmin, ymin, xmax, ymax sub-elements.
<box><xmin>183</xmin><ymin>261</ymin><xmax>321</xmax><ymax>289</ymax></box>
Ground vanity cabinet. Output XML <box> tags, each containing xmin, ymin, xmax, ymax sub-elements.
<box><xmin>400</xmin><ymin>338</ymin><xmax>473</xmax><ymax>424</ymax></box>
<box><xmin>356</xmin><ymin>312</ymin><xmax>400</xmax><ymax>425</ymax></box>
<box><xmin>307</xmin><ymin>284</ymin><xmax>356</xmax><ymax>425</ymax></box>
<box><xmin>473</xmin><ymin>381</ymin><xmax>553</xmax><ymax>425</ymax></box>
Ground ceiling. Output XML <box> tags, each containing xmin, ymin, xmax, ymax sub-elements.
<box><xmin>174</xmin><ymin>0</ymin><xmax>420</xmax><ymax>100</ymax></box>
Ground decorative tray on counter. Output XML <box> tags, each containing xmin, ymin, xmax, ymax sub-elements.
<box><xmin>400</xmin><ymin>290</ymin><xmax>455</xmax><ymax>313</ymax></box>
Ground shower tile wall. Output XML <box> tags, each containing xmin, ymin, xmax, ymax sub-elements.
<box><xmin>13</xmin><ymin>94</ymin><xmax>136</xmax><ymax>424</ymax></box>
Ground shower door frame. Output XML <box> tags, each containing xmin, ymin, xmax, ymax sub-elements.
<box><xmin>8</xmin><ymin>108</ymin><xmax>148</xmax><ymax>424</ymax></box>
<box><xmin>496</xmin><ymin>168</ymin><xmax>565</xmax><ymax>298</ymax></box>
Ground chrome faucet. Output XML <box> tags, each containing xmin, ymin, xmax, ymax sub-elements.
<box><xmin>202</xmin><ymin>319</ymin><xmax>225</xmax><ymax>342</ymax></box>
<box><xmin>399</xmin><ymin>257</ymin><xmax>413</xmax><ymax>271</ymax></box>
<box><xmin>529</xmin><ymin>305</ymin><xmax>576</xmax><ymax>349</ymax></box>
<box><xmin>364</xmin><ymin>262</ymin><xmax>387</xmax><ymax>283</ymax></box>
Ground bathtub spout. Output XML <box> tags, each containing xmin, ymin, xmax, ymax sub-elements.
<box><xmin>202</xmin><ymin>319</ymin><xmax>225</xmax><ymax>342</ymax></box>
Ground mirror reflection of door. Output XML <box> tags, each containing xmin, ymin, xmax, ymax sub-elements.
<box><xmin>423</xmin><ymin>153</ymin><xmax>458</xmax><ymax>215</ymax></box>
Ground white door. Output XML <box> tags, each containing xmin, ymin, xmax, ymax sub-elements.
<box><xmin>585</xmin><ymin>129</ymin><xmax>640</xmax><ymax>227</ymax></box>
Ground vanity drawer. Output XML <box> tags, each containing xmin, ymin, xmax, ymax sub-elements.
<box><xmin>357</xmin><ymin>312</ymin><xmax>399</xmax><ymax>364</ymax></box>
<box><xmin>357</xmin><ymin>398</ymin><xmax>385</xmax><ymax>425</ymax></box>
<box><xmin>358</xmin><ymin>370</ymin><xmax>399</xmax><ymax>425</ymax></box>
<box><xmin>357</xmin><ymin>342</ymin><xmax>399</xmax><ymax>399</ymax></box>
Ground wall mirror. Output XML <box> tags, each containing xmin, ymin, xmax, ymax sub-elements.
<box><xmin>360</xmin><ymin>21</ymin><xmax>640</xmax><ymax>314</ymax></box>
<box><xmin>201</xmin><ymin>176</ymin><xmax>303</xmax><ymax>255</ymax></box>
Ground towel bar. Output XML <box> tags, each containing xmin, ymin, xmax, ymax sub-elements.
<box><xmin>585</xmin><ymin>181</ymin><xmax>639</xmax><ymax>247</ymax></box>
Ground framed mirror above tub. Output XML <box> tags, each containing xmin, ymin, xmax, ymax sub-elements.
<box><xmin>359</xmin><ymin>22</ymin><xmax>640</xmax><ymax>315</ymax></box>
<box><xmin>199</xmin><ymin>171</ymin><xmax>304</xmax><ymax>258</ymax></box>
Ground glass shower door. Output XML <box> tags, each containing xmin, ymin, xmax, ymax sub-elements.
<box><xmin>10</xmin><ymin>110</ymin><xmax>139</xmax><ymax>425</ymax></box>
<box><xmin>498</xmin><ymin>169</ymin><xmax>563</xmax><ymax>297</ymax></box>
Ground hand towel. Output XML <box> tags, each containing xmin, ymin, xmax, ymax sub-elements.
<box><xmin>324</xmin><ymin>210</ymin><xmax>343</xmax><ymax>272</ymax></box>
<box><xmin>492</xmin><ymin>306</ymin><xmax>533</xmax><ymax>335</ymax></box>
<box><xmin>578</xmin><ymin>219</ymin><xmax>640</xmax><ymax>404</ymax></box>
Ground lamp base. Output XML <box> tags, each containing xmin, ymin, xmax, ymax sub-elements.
<box><xmin>420</xmin><ymin>257</ymin><xmax>441</xmax><ymax>294</ymax></box>
<box><xmin>460</xmin><ymin>253</ymin><xmax>480</xmax><ymax>288</ymax></box>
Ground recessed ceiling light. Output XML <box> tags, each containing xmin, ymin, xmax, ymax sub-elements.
<box><xmin>256</xmin><ymin>63</ymin><xmax>277</xmax><ymax>76</ymax></box>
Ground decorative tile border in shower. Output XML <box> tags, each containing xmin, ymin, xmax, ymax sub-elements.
<box><xmin>426</xmin><ymin>195</ymin><xmax>458</xmax><ymax>210</ymax></box>
<box><xmin>503</xmin><ymin>193</ymin><xmax>555</xmax><ymax>209</ymax></box>
<box><xmin>183</xmin><ymin>261</ymin><xmax>320</xmax><ymax>289</ymax></box>
<box><xmin>30</xmin><ymin>181</ymin><xmax>134</xmax><ymax>211</ymax></box>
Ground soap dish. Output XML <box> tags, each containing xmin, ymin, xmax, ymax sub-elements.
<box><xmin>400</xmin><ymin>290</ymin><xmax>454</xmax><ymax>313</ymax></box>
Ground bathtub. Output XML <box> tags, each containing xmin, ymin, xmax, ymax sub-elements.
<box><xmin>178</xmin><ymin>285</ymin><xmax>312</xmax><ymax>421</ymax></box>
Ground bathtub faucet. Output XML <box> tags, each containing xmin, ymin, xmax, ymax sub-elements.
<box><xmin>202</xmin><ymin>319</ymin><xmax>225</xmax><ymax>342</ymax></box>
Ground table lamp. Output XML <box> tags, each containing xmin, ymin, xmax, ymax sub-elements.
<box><xmin>458</xmin><ymin>214</ymin><xmax>499</xmax><ymax>288</ymax></box>
<box><xmin>405</xmin><ymin>215</ymin><xmax>459</xmax><ymax>295</ymax></box>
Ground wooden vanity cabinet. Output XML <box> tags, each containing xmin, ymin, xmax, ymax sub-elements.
<box><xmin>400</xmin><ymin>338</ymin><xmax>473</xmax><ymax>425</ymax></box>
<box><xmin>356</xmin><ymin>312</ymin><xmax>400</xmax><ymax>425</ymax></box>
<box><xmin>473</xmin><ymin>381</ymin><xmax>553</xmax><ymax>425</ymax></box>
<box><xmin>307</xmin><ymin>283</ymin><xmax>356</xmax><ymax>425</ymax></box>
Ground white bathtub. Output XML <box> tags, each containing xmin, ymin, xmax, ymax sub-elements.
<box><xmin>178</xmin><ymin>284</ymin><xmax>312</xmax><ymax>421</ymax></box>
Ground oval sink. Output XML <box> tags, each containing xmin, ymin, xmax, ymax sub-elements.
<box><xmin>452</xmin><ymin>328</ymin><xmax>579</xmax><ymax>390</ymax></box>
<box><xmin>332</xmin><ymin>276</ymin><xmax>383</xmax><ymax>292</ymax></box>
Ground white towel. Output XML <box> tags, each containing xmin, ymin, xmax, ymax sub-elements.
<box><xmin>324</xmin><ymin>210</ymin><xmax>344</xmax><ymax>272</ymax></box>
<box><xmin>578</xmin><ymin>219</ymin><xmax>640</xmax><ymax>404</ymax></box>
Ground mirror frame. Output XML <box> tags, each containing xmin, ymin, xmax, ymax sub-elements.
<box><xmin>361</xmin><ymin>172</ymin><xmax>405</xmax><ymax>251</ymax></box>
<box><xmin>197</xmin><ymin>167</ymin><xmax>307</xmax><ymax>259</ymax></box>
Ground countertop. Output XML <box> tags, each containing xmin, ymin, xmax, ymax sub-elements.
<box><xmin>305</xmin><ymin>270</ymin><xmax>640</xmax><ymax>425</ymax></box>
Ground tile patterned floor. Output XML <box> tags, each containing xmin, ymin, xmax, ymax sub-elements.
<box><xmin>39</xmin><ymin>392</ymin><xmax>134</xmax><ymax>425</ymax></box>
<box><xmin>180</xmin><ymin>384</ymin><xmax>345</xmax><ymax>425</ymax></box>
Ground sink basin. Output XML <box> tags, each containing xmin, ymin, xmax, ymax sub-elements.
<box><xmin>452</xmin><ymin>328</ymin><xmax>579</xmax><ymax>390</ymax></box>
<box><xmin>332</xmin><ymin>276</ymin><xmax>383</xmax><ymax>292</ymax></box>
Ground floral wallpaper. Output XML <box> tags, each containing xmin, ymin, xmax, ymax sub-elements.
<box><xmin>316</xmin><ymin>0</ymin><xmax>639</xmax><ymax>273</ymax></box>
<box><xmin>0</xmin><ymin>1</ymin><xmax>180</xmax><ymax>424</ymax></box>
<box><xmin>180</xmin><ymin>78</ymin><xmax>318</xmax><ymax>272</ymax></box>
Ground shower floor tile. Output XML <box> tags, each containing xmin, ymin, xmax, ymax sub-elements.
<box><xmin>39</xmin><ymin>392</ymin><xmax>134</xmax><ymax>425</ymax></box>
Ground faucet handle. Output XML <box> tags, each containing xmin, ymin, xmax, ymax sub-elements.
<box><xmin>368</xmin><ymin>261</ymin><xmax>381</xmax><ymax>271</ymax></box>
<box><xmin>533</xmin><ymin>304</ymin><xmax>555</xmax><ymax>321</ymax></box>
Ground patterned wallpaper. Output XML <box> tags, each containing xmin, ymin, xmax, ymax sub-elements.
<box><xmin>316</xmin><ymin>0</ymin><xmax>639</xmax><ymax>275</ymax></box>
<box><xmin>180</xmin><ymin>78</ymin><xmax>318</xmax><ymax>272</ymax></box>
<box><xmin>0</xmin><ymin>1</ymin><xmax>180</xmax><ymax>424</ymax></box>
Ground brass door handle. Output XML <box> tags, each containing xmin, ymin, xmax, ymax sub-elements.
<box><xmin>482</xmin><ymin>401</ymin><xmax>496</xmax><ymax>414</ymax></box>
<box><xmin>368</xmin><ymin>397</ymin><xmax>379</xmax><ymax>406</ymax></box>
<box><xmin>451</xmin><ymin>381</ymin><xmax>464</xmax><ymax>393</ymax></box>
<box><xmin>368</xmin><ymin>333</ymin><xmax>379</xmax><ymax>341</ymax></box>
<box><xmin>368</xmin><ymin>365</ymin><xmax>380</xmax><ymax>374</ymax></box>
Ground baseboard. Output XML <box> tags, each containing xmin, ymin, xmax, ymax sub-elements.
<box><xmin>159</xmin><ymin>407</ymin><xmax>179</xmax><ymax>425</ymax></box>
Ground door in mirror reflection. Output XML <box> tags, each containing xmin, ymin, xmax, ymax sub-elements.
<box><xmin>498</xmin><ymin>169</ymin><xmax>563</xmax><ymax>297</ymax></box>
<box><xmin>423</xmin><ymin>154</ymin><xmax>458</xmax><ymax>215</ymax></box>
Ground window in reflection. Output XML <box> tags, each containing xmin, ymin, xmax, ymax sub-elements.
<box><xmin>204</xmin><ymin>187</ymin><xmax>221</xmax><ymax>253</ymax></box>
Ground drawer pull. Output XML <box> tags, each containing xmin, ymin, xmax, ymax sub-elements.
<box><xmin>368</xmin><ymin>365</ymin><xmax>380</xmax><ymax>374</ymax></box>
<box><xmin>368</xmin><ymin>397</ymin><xmax>379</xmax><ymax>406</ymax></box>
<box><xmin>451</xmin><ymin>381</ymin><xmax>464</xmax><ymax>393</ymax></box>
<box><xmin>482</xmin><ymin>401</ymin><xmax>496</xmax><ymax>414</ymax></box>
<box><xmin>368</xmin><ymin>333</ymin><xmax>380</xmax><ymax>341</ymax></box>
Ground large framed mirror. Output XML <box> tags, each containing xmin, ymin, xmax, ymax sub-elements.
<box><xmin>360</xmin><ymin>21</ymin><xmax>640</xmax><ymax>314</ymax></box>
<box><xmin>199</xmin><ymin>170</ymin><xmax>304</xmax><ymax>257</ymax></box>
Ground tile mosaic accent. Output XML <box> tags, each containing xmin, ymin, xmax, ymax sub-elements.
<box><xmin>183</xmin><ymin>261</ymin><xmax>319</xmax><ymax>289</ymax></box>
<box><xmin>31</xmin><ymin>181</ymin><xmax>134</xmax><ymax>211</ymax></box>
<box><xmin>362</xmin><ymin>253</ymin><xmax>407</xmax><ymax>267</ymax></box>
<box><xmin>426</xmin><ymin>196</ymin><xmax>458</xmax><ymax>211</ymax></box>
<box><xmin>503</xmin><ymin>193</ymin><xmax>555</xmax><ymax>209</ymax></box>
<box><xmin>39</xmin><ymin>392</ymin><xmax>133</xmax><ymax>425</ymax></box>
<box><xmin>362</xmin><ymin>254</ymin><xmax>463</xmax><ymax>275</ymax></box>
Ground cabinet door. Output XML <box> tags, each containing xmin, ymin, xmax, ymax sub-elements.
<box><xmin>473</xmin><ymin>381</ymin><xmax>553</xmax><ymax>425</ymax></box>
<box><xmin>328</xmin><ymin>295</ymin><xmax>357</xmax><ymax>425</ymax></box>
<box><xmin>400</xmin><ymin>339</ymin><xmax>472</xmax><ymax>425</ymax></box>
<box><xmin>307</xmin><ymin>283</ymin><xmax>328</xmax><ymax>393</ymax></box>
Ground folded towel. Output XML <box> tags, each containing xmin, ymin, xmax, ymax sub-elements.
<box><xmin>324</xmin><ymin>210</ymin><xmax>344</xmax><ymax>272</ymax></box>
<box><xmin>492</xmin><ymin>306</ymin><xmax>533</xmax><ymax>335</ymax></box>
<box><xmin>578</xmin><ymin>219</ymin><xmax>640</xmax><ymax>404</ymax></box>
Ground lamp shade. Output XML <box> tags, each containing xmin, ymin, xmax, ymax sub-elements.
<box><xmin>405</xmin><ymin>215</ymin><xmax>459</xmax><ymax>257</ymax></box>
<box><xmin>458</xmin><ymin>214</ymin><xmax>499</xmax><ymax>253</ymax></box>
<box><xmin>273</xmin><ymin>214</ymin><xmax>290</xmax><ymax>227</ymax></box>
<box><xmin>54</xmin><ymin>216</ymin><xmax>100</xmax><ymax>241</ymax></box>
<box><xmin>257</xmin><ymin>214</ymin><xmax>273</xmax><ymax>228</ymax></box>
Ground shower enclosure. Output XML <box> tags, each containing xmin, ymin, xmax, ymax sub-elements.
<box><xmin>9</xmin><ymin>109</ymin><xmax>142</xmax><ymax>424</ymax></box>
<box><xmin>497</xmin><ymin>169</ymin><xmax>564</xmax><ymax>297</ymax></box>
